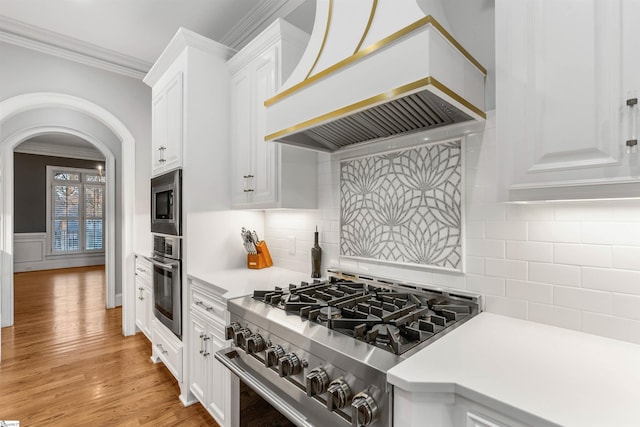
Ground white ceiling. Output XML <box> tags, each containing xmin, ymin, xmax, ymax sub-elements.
<box><xmin>0</xmin><ymin>0</ymin><xmax>315</xmax><ymax>66</ymax></box>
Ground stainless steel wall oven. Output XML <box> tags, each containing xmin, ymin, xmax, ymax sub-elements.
<box><xmin>151</xmin><ymin>168</ymin><xmax>182</xmax><ymax>236</ymax></box>
<box><xmin>151</xmin><ymin>234</ymin><xmax>182</xmax><ymax>339</ymax></box>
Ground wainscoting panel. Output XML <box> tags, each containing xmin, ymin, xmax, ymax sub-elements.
<box><xmin>14</xmin><ymin>233</ymin><xmax>105</xmax><ymax>272</ymax></box>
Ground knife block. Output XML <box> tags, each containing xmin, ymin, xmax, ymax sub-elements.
<box><xmin>247</xmin><ymin>241</ymin><xmax>273</xmax><ymax>269</ymax></box>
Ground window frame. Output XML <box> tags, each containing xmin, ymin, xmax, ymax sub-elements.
<box><xmin>46</xmin><ymin>165</ymin><xmax>106</xmax><ymax>256</ymax></box>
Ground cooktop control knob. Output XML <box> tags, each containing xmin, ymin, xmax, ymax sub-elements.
<box><xmin>278</xmin><ymin>352</ymin><xmax>302</xmax><ymax>377</ymax></box>
<box><xmin>327</xmin><ymin>379</ymin><xmax>351</xmax><ymax>411</ymax></box>
<box><xmin>224</xmin><ymin>322</ymin><xmax>241</xmax><ymax>341</ymax></box>
<box><xmin>246</xmin><ymin>334</ymin><xmax>266</xmax><ymax>354</ymax></box>
<box><xmin>305</xmin><ymin>367</ymin><xmax>329</xmax><ymax>397</ymax></box>
<box><xmin>234</xmin><ymin>327</ymin><xmax>252</xmax><ymax>350</ymax></box>
<box><xmin>264</xmin><ymin>344</ymin><xmax>285</xmax><ymax>368</ymax></box>
<box><xmin>351</xmin><ymin>392</ymin><xmax>378</xmax><ymax>427</ymax></box>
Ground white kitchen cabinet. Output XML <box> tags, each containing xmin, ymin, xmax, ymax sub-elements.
<box><xmin>393</xmin><ymin>389</ymin><xmax>536</xmax><ymax>427</ymax></box>
<box><xmin>228</xmin><ymin>19</ymin><xmax>317</xmax><ymax>209</ymax></box>
<box><xmin>134</xmin><ymin>255</ymin><xmax>153</xmax><ymax>340</ymax></box>
<box><xmin>188</xmin><ymin>277</ymin><xmax>230</xmax><ymax>427</ymax></box>
<box><xmin>151</xmin><ymin>318</ymin><xmax>184</xmax><ymax>382</ymax></box>
<box><xmin>151</xmin><ymin>72</ymin><xmax>183</xmax><ymax>176</ymax></box>
<box><xmin>496</xmin><ymin>0</ymin><xmax>640</xmax><ymax>200</ymax></box>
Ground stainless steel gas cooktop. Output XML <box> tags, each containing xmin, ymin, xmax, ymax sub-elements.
<box><xmin>217</xmin><ymin>270</ymin><xmax>481</xmax><ymax>427</ymax></box>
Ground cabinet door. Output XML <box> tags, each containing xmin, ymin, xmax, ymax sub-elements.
<box><xmin>152</xmin><ymin>72</ymin><xmax>183</xmax><ymax>176</ymax></box>
<box><xmin>207</xmin><ymin>332</ymin><xmax>228</xmax><ymax>426</ymax></box>
<box><xmin>231</xmin><ymin>70</ymin><xmax>253</xmax><ymax>205</ymax></box>
<box><xmin>135</xmin><ymin>276</ymin><xmax>151</xmax><ymax>339</ymax></box>
<box><xmin>164</xmin><ymin>72</ymin><xmax>184</xmax><ymax>171</ymax></box>
<box><xmin>189</xmin><ymin>314</ymin><xmax>207</xmax><ymax>404</ymax></box>
<box><xmin>497</xmin><ymin>0</ymin><xmax>638</xmax><ymax>200</ymax></box>
<box><xmin>250</xmin><ymin>47</ymin><xmax>279</xmax><ymax>205</ymax></box>
<box><xmin>151</xmin><ymin>92</ymin><xmax>168</xmax><ymax>176</ymax></box>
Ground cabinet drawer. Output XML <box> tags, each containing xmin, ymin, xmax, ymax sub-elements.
<box><xmin>153</xmin><ymin>321</ymin><xmax>183</xmax><ymax>382</ymax></box>
<box><xmin>191</xmin><ymin>287</ymin><xmax>226</xmax><ymax>323</ymax></box>
<box><xmin>135</xmin><ymin>256</ymin><xmax>152</xmax><ymax>282</ymax></box>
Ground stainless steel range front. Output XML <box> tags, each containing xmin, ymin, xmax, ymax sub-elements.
<box><xmin>215</xmin><ymin>270</ymin><xmax>481</xmax><ymax>427</ymax></box>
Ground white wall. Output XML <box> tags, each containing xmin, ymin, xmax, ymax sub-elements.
<box><xmin>0</xmin><ymin>41</ymin><xmax>152</xmax><ymax>275</ymax></box>
<box><xmin>265</xmin><ymin>111</ymin><xmax>640</xmax><ymax>346</ymax></box>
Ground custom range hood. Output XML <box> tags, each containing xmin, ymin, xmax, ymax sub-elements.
<box><xmin>264</xmin><ymin>0</ymin><xmax>486</xmax><ymax>152</ymax></box>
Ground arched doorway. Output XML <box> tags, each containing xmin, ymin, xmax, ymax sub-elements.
<box><xmin>0</xmin><ymin>93</ymin><xmax>137</xmax><ymax>360</ymax></box>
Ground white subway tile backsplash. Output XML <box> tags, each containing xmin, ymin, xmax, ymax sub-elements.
<box><xmin>465</xmin><ymin>221</ymin><xmax>484</xmax><ymax>239</ymax></box>
<box><xmin>554</xmin><ymin>243</ymin><xmax>611</xmax><ymax>268</ymax></box>
<box><xmin>528</xmin><ymin>303</ymin><xmax>582</xmax><ymax>331</ymax></box>
<box><xmin>506</xmin><ymin>280</ymin><xmax>553</xmax><ymax>304</ymax></box>
<box><xmin>467</xmin><ymin>239</ymin><xmax>505</xmax><ymax>258</ymax></box>
<box><xmin>467</xmin><ymin>275</ymin><xmax>505</xmax><ymax>296</ymax></box>
<box><xmin>485</xmin><ymin>221</ymin><xmax>527</xmax><ymax>241</ymax></box>
<box><xmin>582</xmin><ymin>312</ymin><xmax>640</xmax><ymax>345</ymax></box>
<box><xmin>506</xmin><ymin>241</ymin><xmax>553</xmax><ymax>262</ymax></box>
<box><xmin>581</xmin><ymin>267</ymin><xmax>640</xmax><ymax>295</ymax></box>
<box><xmin>528</xmin><ymin>262</ymin><xmax>580</xmax><ymax>287</ymax></box>
<box><xmin>263</xmin><ymin>121</ymin><xmax>640</xmax><ymax>347</ymax></box>
<box><xmin>485</xmin><ymin>258</ymin><xmax>527</xmax><ymax>280</ymax></box>
<box><xmin>483</xmin><ymin>295</ymin><xmax>528</xmax><ymax>320</ymax></box>
<box><xmin>554</xmin><ymin>286</ymin><xmax>612</xmax><ymax>314</ymax></box>
<box><xmin>466</xmin><ymin>256</ymin><xmax>484</xmax><ymax>275</ymax></box>
<box><xmin>506</xmin><ymin>204</ymin><xmax>555</xmax><ymax>221</ymax></box>
<box><xmin>582</xmin><ymin>222</ymin><xmax>640</xmax><ymax>245</ymax></box>
<box><xmin>612</xmin><ymin>246</ymin><xmax>640</xmax><ymax>271</ymax></box>
<box><xmin>528</xmin><ymin>221</ymin><xmax>581</xmax><ymax>243</ymax></box>
<box><xmin>612</xmin><ymin>293</ymin><xmax>640</xmax><ymax>321</ymax></box>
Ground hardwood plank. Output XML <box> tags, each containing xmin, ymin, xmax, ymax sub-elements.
<box><xmin>0</xmin><ymin>266</ymin><xmax>217</xmax><ymax>426</ymax></box>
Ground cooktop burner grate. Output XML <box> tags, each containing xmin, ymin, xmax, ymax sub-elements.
<box><xmin>252</xmin><ymin>275</ymin><xmax>477</xmax><ymax>356</ymax></box>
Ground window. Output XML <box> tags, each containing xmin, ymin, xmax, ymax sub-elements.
<box><xmin>47</xmin><ymin>166</ymin><xmax>106</xmax><ymax>254</ymax></box>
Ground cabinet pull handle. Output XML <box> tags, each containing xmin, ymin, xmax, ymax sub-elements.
<box><xmin>243</xmin><ymin>174</ymin><xmax>255</xmax><ymax>193</ymax></box>
<box><xmin>199</xmin><ymin>333</ymin><xmax>205</xmax><ymax>354</ymax></box>
<box><xmin>159</xmin><ymin>146</ymin><xmax>167</xmax><ymax>163</ymax></box>
<box><xmin>203</xmin><ymin>335</ymin><xmax>210</xmax><ymax>357</ymax></box>
<box><xmin>195</xmin><ymin>300</ymin><xmax>214</xmax><ymax>312</ymax></box>
<box><xmin>156</xmin><ymin>343</ymin><xmax>168</xmax><ymax>355</ymax></box>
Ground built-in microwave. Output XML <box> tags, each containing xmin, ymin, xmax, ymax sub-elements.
<box><xmin>151</xmin><ymin>168</ymin><xmax>181</xmax><ymax>236</ymax></box>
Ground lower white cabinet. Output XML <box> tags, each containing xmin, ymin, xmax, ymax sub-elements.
<box><xmin>134</xmin><ymin>255</ymin><xmax>152</xmax><ymax>340</ymax></box>
<box><xmin>394</xmin><ymin>389</ymin><xmax>540</xmax><ymax>427</ymax></box>
<box><xmin>188</xmin><ymin>277</ymin><xmax>230</xmax><ymax>427</ymax></box>
<box><xmin>151</xmin><ymin>318</ymin><xmax>184</xmax><ymax>382</ymax></box>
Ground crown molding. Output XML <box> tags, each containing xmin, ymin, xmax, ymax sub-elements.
<box><xmin>221</xmin><ymin>0</ymin><xmax>306</xmax><ymax>51</ymax></box>
<box><xmin>0</xmin><ymin>15</ymin><xmax>152</xmax><ymax>79</ymax></box>
<box><xmin>143</xmin><ymin>27</ymin><xmax>235</xmax><ymax>87</ymax></box>
<box><xmin>15</xmin><ymin>140</ymin><xmax>105</xmax><ymax>161</ymax></box>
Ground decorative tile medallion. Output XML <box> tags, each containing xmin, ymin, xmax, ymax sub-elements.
<box><xmin>340</xmin><ymin>140</ymin><xmax>463</xmax><ymax>271</ymax></box>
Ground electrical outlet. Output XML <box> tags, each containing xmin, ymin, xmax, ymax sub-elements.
<box><xmin>288</xmin><ymin>235</ymin><xmax>296</xmax><ymax>255</ymax></box>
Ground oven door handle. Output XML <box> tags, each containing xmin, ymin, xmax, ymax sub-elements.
<box><xmin>150</xmin><ymin>259</ymin><xmax>177</xmax><ymax>271</ymax></box>
<box><xmin>215</xmin><ymin>348</ymin><xmax>314</xmax><ymax>427</ymax></box>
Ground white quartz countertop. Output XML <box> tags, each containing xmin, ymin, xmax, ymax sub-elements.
<box><xmin>187</xmin><ymin>267</ymin><xmax>318</xmax><ymax>300</ymax></box>
<box><xmin>387</xmin><ymin>312</ymin><xmax>640</xmax><ymax>427</ymax></box>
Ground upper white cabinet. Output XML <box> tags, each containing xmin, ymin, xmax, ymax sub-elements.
<box><xmin>496</xmin><ymin>0</ymin><xmax>640</xmax><ymax>200</ymax></box>
<box><xmin>151</xmin><ymin>72</ymin><xmax>183</xmax><ymax>176</ymax></box>
<box><xmin>228</xmin><ymin>19</ymin><xmax>318</xmax><ymax>209</ymax></box>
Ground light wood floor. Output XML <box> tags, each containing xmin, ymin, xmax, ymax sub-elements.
<box><xmin>0</xmin><ymin>266</ymin><xmax>216</xmax><ymax>426</ymax></box>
